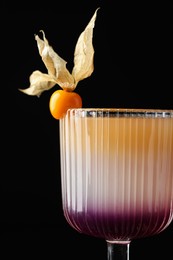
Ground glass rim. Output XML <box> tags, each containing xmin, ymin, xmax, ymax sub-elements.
<box><xmin>66</xmin><ymin>108</ymin><xmax>173</xmax><ymax>118</ymax></box>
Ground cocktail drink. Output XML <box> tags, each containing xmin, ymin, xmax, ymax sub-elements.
<box><xmin>59</xmin><ymin>108</ymin><xmax>173</xmax><ymax>260</ymax></box>
<box><xmin>18</xmin><ymin>5</ymin><xmax>173</xmax><ymax>259</ymax></box>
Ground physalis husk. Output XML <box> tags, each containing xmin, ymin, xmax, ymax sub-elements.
<box><xmin>19</xmin><ymin>8</ymin><xmax>100</xmax><ymax>97</ymax></box>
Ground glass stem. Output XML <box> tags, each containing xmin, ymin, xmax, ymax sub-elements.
<box><xmin>107</xmin><ymin>241</ymin><xmax>130</xmax><ymax>260</ymax></box>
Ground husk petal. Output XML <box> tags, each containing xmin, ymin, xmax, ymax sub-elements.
<box><xmin>72</xmin><ymin>8</ymin><xmax>99</xmax><ymax>83</ymax></box>
<box><xmin>19</xmin><ymin>70</ymin><xmax>57</xmax><ymax>97</ymax></box>
<box><xmin>35</xmin><ymin>31</ymin><xmax>75</xmax><ymax>90</ymax></box>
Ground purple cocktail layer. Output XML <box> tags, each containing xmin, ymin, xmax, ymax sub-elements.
<box><xmin>63</xmin><ymin>208</ymin><xmax>173</xmax><ymax>241</ymax></box>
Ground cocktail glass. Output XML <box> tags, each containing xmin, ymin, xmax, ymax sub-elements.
<box><xmin>59</xmin><ymin>108</ymin><xmax>173</xmax><ymax>260</ymax></box>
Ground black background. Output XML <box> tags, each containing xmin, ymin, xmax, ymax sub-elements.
<box><xmin>1</xmin><ymin>1</ymin><xmax>173</xmax><ymax>259</ymax></box>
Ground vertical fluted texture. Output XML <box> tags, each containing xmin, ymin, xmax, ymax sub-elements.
<box><xmin>60</xmin><ymin>109</ymin><xmax>173</xmax><ymax>241</ymax></box>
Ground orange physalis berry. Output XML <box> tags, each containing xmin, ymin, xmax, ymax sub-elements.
<box><xmin>49</xmin><ymin>89</ymin><xmax>82</xmax><ymax>120</ymax></box>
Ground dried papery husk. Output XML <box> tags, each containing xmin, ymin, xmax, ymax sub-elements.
<box><xmin>19</xmin><ymin>8</ymin><xmax>99</xmax><ymax>97</ymax></box>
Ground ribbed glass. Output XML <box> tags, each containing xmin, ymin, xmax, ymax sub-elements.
<box><xmin>59</xmin><ymin>108</ymin><xmax>173</xmax><ymax>243</ymax></box>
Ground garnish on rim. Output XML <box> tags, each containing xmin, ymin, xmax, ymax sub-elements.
<box><xmin>19</xmin><ymin>8</ymin><xmax>99</xmax><ymax>119</ymax></box>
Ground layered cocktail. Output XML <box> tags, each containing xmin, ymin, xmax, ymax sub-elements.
<box><xmin>60</xmin><ymin>108</ymin><xmax>173</xmax><ymax>242</ymax></box>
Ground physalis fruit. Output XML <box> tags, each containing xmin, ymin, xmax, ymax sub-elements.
<box><xmin>19</xmin><ymin>8</ymin><xmax>99</xmax><ymax>119</ymax></box>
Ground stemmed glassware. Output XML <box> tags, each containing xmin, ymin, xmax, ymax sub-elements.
<box><xmin>59</xmin><ymin>108</ymin><xmax>173</xmax><ymax>260</ymax></box>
